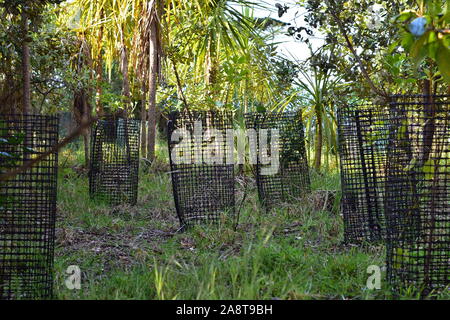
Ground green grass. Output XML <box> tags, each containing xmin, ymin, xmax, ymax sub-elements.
<box><xmin>53</xmin><ymin>147</ymin><xmax>449</xmax><ymax>300</ymax></box>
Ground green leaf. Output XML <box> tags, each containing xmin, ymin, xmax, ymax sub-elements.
<box><xmin>404</xmin><ymin>158</ymin><xmax>418</xmax><ymax>172</ymax></box>
<box><xmin>401</xmin><ymin>32</ymin><xmax>415</xmax><ymax>51</ymax></box>
<box><xmin>388</xmin><ymin>40</ymin><xmax>400</xmax><ymax>53</ymax></box>
<box><xmin>423</xmin><ymin>159</ymin><xmax>437</xmax><ymax>180</ymax></box>
<box><xmin>410</xmin><ymin>31</ymin><xmax>430</xmax><ymax>68</ymax></box>
<box><xmin>427</xmin><ymin>31</ymin><xmax>439</xmax><ymax>60</ymax></box>
<box><xmin>9</xmin><ymin>133</ymin><xmax>25</xmax><ymax>144</ymax></box>
<box><xmin>395</xmin><ymin>10</ymin><xmax>418</xmax><ymax>22</ymax></box>
<box><xmin>256</xmin><ymin>104</ymin><xmax>266</xmax><ymax>113</ymax></box>
<box><xmin>397</xmin><ymin>121</ymin><xmax>408</xmax><ymax>140</ymax></box>
<box><xmin>436</xmin><ymin>40</ymin><xmax>450</xmax><ymax>83</ymax></box>
<box><xmin>440</xmin><ymin>0</ymin><xmax>450</xmax><ymax>23</ymax></box>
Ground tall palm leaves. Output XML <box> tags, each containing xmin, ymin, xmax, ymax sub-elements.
<box><xmin>63</xmin><ymin>0</ymin><xmax>283</xmax><ymax>161</ymax></box>
<box><xmin>64</xmin><ymin>0</ymin><xmax>137</xmax><ymax>107</ymax></box>
<box><xmin>64</xmin><ymin>0</ymin><xmax>106</xmax><ymax>114</ymax></box>
<box><xmin>164</xmin><ymin>1</ymin><xmax>278</xmax><ymax>110</ymax></box>
<box><xmin>183</xmin><ymin>1</ymin><xmax>256</xmax><ymax>86</ymax></box>
<box><xmin>295</xmin><ymin>54</ymin><xmax>343</xmax><ymax>170</ymax></box>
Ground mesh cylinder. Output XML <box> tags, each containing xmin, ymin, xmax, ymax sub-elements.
<box><xmin>168</xmin><ymin>111</ymin><xmax>235</xmax><ymax>227</ymax></box>
<box><xmin>89</xmin><ymin>118</ymin><xmax>141</xmax><ymax>206</ymax></box>
<box><xmin>337</xmin><ymin>104</ymin><xmax>389</xmax><ymax>243</ymax></box>
<box><xmin>385</xmin><ymin>95</ymin><xmax>450</xmax><ymax>295</ymax></box>
<box><xmin>244</xmin><ymin>112</ymin><xmax>310</xmax><ymax>210</ymax></box>
<box><xmin>0</xmin><ymin>114</ymin><xmax>58</xmax><ymax>300</ymax></box>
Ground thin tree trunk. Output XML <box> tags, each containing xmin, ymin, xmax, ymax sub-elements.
<box><xmin>141</xmin><ymin>81</ymin><xmax>147</xmax><ymax>156</ymax></box>
<box><xmin>121</xmin><ymin>44</ymin><xmax>131</xmax><ymax>117</ymax></box>
<box><xmin>171</xmin><ymin>59</ymin><xmax>188</xmax><ymax>109</ymax></box>
<box><xmin>422</xmin><ymin>79</ymin><xmax>434</xmax><ymax>164</ymax></box>
<box><xmin>82</xmin><ymin>91</ymin><xmax>91</xmax><ymax>168</ymax></box>
<box><xmin>95</xmin><ymin>21</ymin><xmax>104</xmax><ymax>116</ymax></box>
<box><xmin>205</xmin><ymin>42</ymin><xmax>219</xmax><ymax>98</ymax></box>
<box><xmin>119</xmin><ymin>42</ymin><xmax>132</xmax><ymax>168</ymax></box>
<box><xmin>147</xmin><ymin>19</ymin><xmax>158</xmax><ymax>161</ymax></box>
<box><xmin>314</xmin><ymin>107</ymin><xmax>323</xmax><ymax>170</ymax></box>
<box><xmin>21</xmin><ymin>11</ymin><xmax>31</xmax><ymax>115</ymax></box>
<box><xmin>83</xmin><ymin>132</ymin><xmax>90</xmax><ymax>168</ymax></box>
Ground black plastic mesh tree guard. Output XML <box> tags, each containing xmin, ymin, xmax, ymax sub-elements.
<box><xmin>168</xmin><ymin>111</ymin><xmax>235</xmax><ymax>227</ymax></box>
<box><xmin>89</xmin><ymin>118</ymin><xmax>141</xmax><ymax>206</ymax></box>
<box><xmin>0</xmin><ymin>114</ymin><xmax>58</xmax><ymax>300</ymax></box>
<box><xmin>385</xmin><ymin>95</ymin><xmax>450</xmax><ymax>295</ymax></box>
<box><xmin>244</xmin><ymin>112</ymin><xmax>310</xmax><ymax>210</ymax></box>
<box><xmin>337</xmin><ymin>104</ymin><xmax>390</xmax><ymax>243</ymax></box>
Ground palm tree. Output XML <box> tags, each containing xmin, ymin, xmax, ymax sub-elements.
<box><xmin>294</xmin><ymin>49</ymin><xmax>343</xmax><ymax>171</ymax></box>
<box><xmin>64</xmin><ymin>0</ymin><xmax>281</xmax><ymax>161</ymax></box>
<box><xmin>144</xmin><ymin>0</ymin><xmax>162</xmax><ymax>161</ymax></box>
<box><xmin>136</xmin><ymin>0</ymin><xmax>277</xmax><ymax>158</ymax></box>
<box><xmin>64</xmin><ymin>0</ymin><xmax>108</xmax><ymax>115</ymax></box>
<box><xmin>65</xmin><ymin>0</ymin><xmax>162</xmax><ymax>160</ymax></box>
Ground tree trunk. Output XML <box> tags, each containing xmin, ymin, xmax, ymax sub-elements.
<box><xmin>73</xmin><ymin>89</ymin><xmax>91</xmax><ymax>168</ymax></box>
<box><xmin>83</xmin><ymin>93</ymin><xmax>91</xmax><ymax>168</ymax></box>
<box><xmin>314</xmin><ymin>106</ymin><xmax>323</xmax><ymax>170</ymax></box>
<box><xmin>83</xmin><ymin>131</ymin><xmax>90</xmax><ymax>169</ymax></box>
<box><xmin>205</xmin><ymin>42</ymin><xmax>219</xmax><ymax>99</ymax></box>
<box><xmin>95</xmin><ymin>22</ymin><xmax>104</xmax><ymax>116</ymax></box>
<box><xmin>141</xmin><ymin>81</ymin><xmax>147</xmax><ymax>156</ymax></box>
<box><xmin>147</xmin><ymin>17</ymin><xmax>158</xmax><ymax>161</ymax></box>
<box><xmin>120</xmin><ymin>44</ymin><xmax>131</xmax><ymax>117</ymax></box>
<box><xmin>171</xmin><ymin>59</ymin><xmax>188</xmax><ymax>109</ymax></box>
<box><xmin>422</xmin><ymin>79</ymin><xmax>434</xmax><ymax>164</ymax></box>
<box><xmin>21</xmin><ymin>11</ymin><xmax>31</xmax><ymax>115</ymax></box>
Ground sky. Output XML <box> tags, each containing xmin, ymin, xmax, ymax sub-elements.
<box><xmin>248</xmin><ymin>0</ymin><xmax>324</xmax><ymax>62</ymax></box>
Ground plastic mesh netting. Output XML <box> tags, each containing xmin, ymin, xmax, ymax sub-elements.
<box><xmin>385</xmin><ymin>95</ymin><xmax>450</xmax><ymax>295</ymax></box>
<box><xmin>168</xmin><ymin>111</ymin><xmax>235</xmax><ymax>227</ymax></box>
<box><xmin>89</xmin><ymin>118</ymin><xmax>140</xmax><ymax>206</ymax></box>
<box><xmin>337</xmin><ymin>104</ymin><xmax>390</xmax><ymax>243</ymax></box>
<box><xmin>245</xmin><ymin>112</ymin><xmax>310</xmax><ymax>210</ymax></box>
<box><xmin>0</xmin><ymin>114</ymin><xmax>58</xmax><ymax>300</ymax></box>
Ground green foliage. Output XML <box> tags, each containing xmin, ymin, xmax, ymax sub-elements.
<box><xmin>162</xmin><ymin>2</ymin><xmax>285</xmax><ymax>112</ymax></box>
<box><xmin>0</xmin><ymin>124</ymin><xmax>25</xmax><ymax>172</ymax></box>
<box><xmin>0</xmin><ymin>0</ymin><xmax>64</xmax><ymax>16</ymax></box>
<box><xmin>293</xmin><ymin>46</ymin><xmax>343</xmax><ymax>169</ymax></box>
<box><xmin>296</xmin><ymin>0</ymin><xmax>413</xmax><ymax>96</ymax></box>
<box><xmin>53</xmin><ymin>0</ymin><xmax>295</xmax><ymax>120</ymax></box>
<box><xmin>0</xmin><ymin>4</ymin><xmax>84</xmax><ymax>114</ymax></box>
<box><xmin>396</xmin><ymin>0</ymin><xmax>450</xmax><ymax>83</ymax></box>
<box><xmin>0</xmin><ymin>123</ymin><xmax>24</xmax><ymax>212</ymax></box>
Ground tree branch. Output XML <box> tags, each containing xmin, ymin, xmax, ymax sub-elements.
<box><xmin>170</xmin><ymin>57</ymin><xmax>189</xmax><ymax>110</ymax></box>
<box><xmin>0</xmin><ymin>116</ymin><xmax>98</xmax><ymax>182</ymax></box>
<box><xmin>326</xmin><ymin>1</ymin><xmax>388</xmax><ymax>98</ymax></box>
